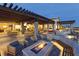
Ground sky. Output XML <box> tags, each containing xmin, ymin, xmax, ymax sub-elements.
<box><xmin>2</xmin><ymin>3</ymin><xmax>79</xmax><ymax>26</ymax></box>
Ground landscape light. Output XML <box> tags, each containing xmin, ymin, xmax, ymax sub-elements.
<box><xmin>15</xmin><ymin>25</ymin><xmax>21</xmax><ymax>29</ymax></box>
<box><xmin>3</xmin><ymin>25</ymin><xmax>7</xmax><ymax>28</ymax></box>
<box><xmin>24</xmin><ymin>22</ymin><xmax>27</xmax><ymax>26</ymax></box>
<box><xmin>67</xmin><ymin>35</ymin><xmax>75</xmax><ymax>39</ymax></box>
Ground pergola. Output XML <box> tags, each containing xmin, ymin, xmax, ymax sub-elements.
<box><xmin>0</xmin><ymin>3</ymin><xmax>52</xmax><ymax>24</ymax></box>
<box><xmin>0</xmin><ymin>3</ymin><xmax>53</xmax><ymax>41</ymax></box>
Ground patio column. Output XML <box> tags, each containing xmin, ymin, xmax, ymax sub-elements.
<box><xmin>34</xmin><ymin>18</ymin><xmax>38</xmax><ymax>41</ymax></box>
<box><xmin>42</xmin><ymin>24</ymin><xmax>44</xmax><ymax>31</ymax></box>
<box><xmin>70</xmin><ymin>24</ymin><xmax>73</xmax><ymax>33</ymax></box>
<box><xmin>21</xmin><ymin>22</ymin><xmax>26</xmax><ymax>34</ymax></box>
<box><xmin>12</xmin><ymin>24</ymin><xmax>15</xmax><ymax>31</ymax></box>
<box><xmin>47</xmin><ymin>23</ymin><xmax>49</xmax><ymax>31</ymax></box>
<box><xmin>52</xmin><ymin>23</ymin><xmax>54</xmax><ymax>30</ymax></box>
<box><xmin>43</xmin><ymin>24</ymin><xmax>47</xmax><ymax>31</ymax></box>
<box><xmin>54</xmin><ymin>20</ymin><xmax>58</xmax><ymax>30</ymax></box>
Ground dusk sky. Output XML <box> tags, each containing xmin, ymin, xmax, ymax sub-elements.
<box><xmin>4</xmin><ymin>3</ymin><xmax>79</xmax><ymax>26</ymax></box>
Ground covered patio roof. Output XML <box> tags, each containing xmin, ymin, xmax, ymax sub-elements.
<box><xmin>58</xmin><ymin>20</ymin><xmax>75</xmax><ymax>24</ymax></box>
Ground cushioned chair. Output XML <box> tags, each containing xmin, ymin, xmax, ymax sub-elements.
<box><xmin>7</xmin><ymin>41</ymin><xmax>25</xmax><ymax>56</ymax></box>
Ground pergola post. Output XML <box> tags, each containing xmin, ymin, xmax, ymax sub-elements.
<box><xmin>52</xmin><ymin>23</ymin><xmax>54</xmax><ymax>30</ymax></box>
<box><xmin>47</xmin><ymin>23</ymin><xmax>49</xmax><ymax>31</ymax></box>
<box><xmin>70</xmin><ymin>24</ymin><xmax>73</xmax><ymax>33</ymax></box>
<box><xmin>12</xmin><ymin>24</ymin><xmax>15</xmax><ymax>31</ymax></box>
<box><xmin>54</xmin><ymin>20</ymin><xmax>58</xmax><ymax>30</ymax></box>
<box><xmin>21</xmin><ymin>22</ymin><xmax>26</xmax><ymax>34</ymax></box>
<box><xmin>42</xmin><ymin>24</ymin><xmax>45</xmax><ymax>31</ymax></box>
<box><xmin>34</xmin><ymin>18</ymin><xmax>38</xmax><ymax>41</ymax></box>
<box><xmin>43</xmin><ymin>24</ymin><xmax>47</xmax><ymax>31</ymax></box>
